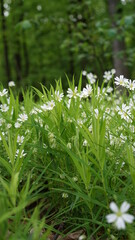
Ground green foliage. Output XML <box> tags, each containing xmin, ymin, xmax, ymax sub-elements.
<box><xmin>0</xmin><ymin>74</ymin><xmax>135</xmax><ymax>238</ymax></box>
<box><xmin>1</xmin><ymin>0</ymin><xmax>135</xmax><ymax>88</ymax></box>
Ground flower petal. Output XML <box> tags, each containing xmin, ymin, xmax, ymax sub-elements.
<box><xmin>106</xmin><ymin>214</ymin><xmax>117</xmax><ymax>223</ymax></box>
<box><xmin>122</xmin><ymin>214</ymin><xmax>134</xmax><ymax>223</ymax></box>
<box><xmin>115</xmin><ymin>217</ymin><xmax>126</xmax><ymax>230</ymax></box>
<box><xmin>120</xmin><ymin>201</ymin><xmax>130</xmax><ymax>213</ymax></box>
<box><xmin>110</xmin><ymin>202</ymin><xmax>119</xmax><ymax>213</ymax></box>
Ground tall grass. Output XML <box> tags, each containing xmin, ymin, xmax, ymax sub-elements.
<box><xmin>0</xmin><ymin>72</ymin><xmax>135</xmax><ymax>239</ymax></box>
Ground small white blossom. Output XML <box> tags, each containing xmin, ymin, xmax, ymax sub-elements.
<box><xmin>77</xmin><ymin>119</ymin><xmax>83</xmax><ymax>127</ymax></box>
<box><xmin>111</xmin><ymin>69</ymin><xmax>116</xmax><ymax>74</ymax></box>
<box><xmin>7</xmin><ymin>123</ymin><xmax>12</xmax><ymax>129</ymax></box>
<box><xmin>0</xmin><ymin>104</ymin><xmax>9</xmax><ymax>112</ymax></box>
<box><xmin>106</xmin><ymin>201</ymin><xmax>134</xmax><ymax>230</ymax></box>
<box><xmin>105</xmin><ymin>108</ymin><xmax>110</xmax><ymax>114</ymax></box>
<box><xmin>127</xmin><ymin>80</ymin><xmax>135</xmax><ymax>91</ymax></box>
<box><xmin>82</xmin><ymin>70</ymin><xmax>87</xmax><ymax>76</ymax></box>
<box><xmin>30</xmin><ymin>107</ymin><xmax>42</xmax><ymax>115</ymax></box>
<box><xmin>41</xmin><ymin>104</ymin><xmax>48</xmax><ymax>111</ymax></box>
<box><xmin>81</xmin><ymin>112</ymin><xmax>86</xmax><ymax>118</ymax></box>
<box><xmin>47</xmin><ymin>100</ymin><xmax>55</xmax><ymax>110</ymax></box>
<box><xmin>106</xmin><ymin>87</ymin><xmax>113</xmax><ymax>93</ymax></box>
<box><xmin>82</xmin><ymin>84</ymin><xmax>92</xmax><ymax>98</ymax></box>
<box><xmin>114</xmin><ymin>75</ymin><xmax>128</xmax><ymax>87</ymax></box>
<box><xmin>67</xmin><ymin>87</ymin><xmax>78</xmax><ymax>99</ymax></box>
<box><xmin>18</xmin><ymin>113</ymin><xmax>28</xmax><ymax>122</ymax></box>
<box><xmin>103</xmin><ymin>71</ymin><xmax>113</xmax><ymax>82</ymax></box>
<box><xmin>15</xmin><ymin>122</ymin><xmax>21</xmax><ymax>128</ymax></box>
<box><xmin>8</xmin><ymin>81</ymin><xmax>15</xmax><ymax>87</ymax></box>
<box><xmin>116</xmin><ymin>104</ymin><xmax>131</xmax><ymax>122</ymax></box>
<box><xmin>88</xmin><ymin>125</ymin><xmax>92</xmax><ymax>132</ymax></box>
<box><xmin>83</xmin><ymin>139</ymin><xmax>88</xmax><ymax>146</ymax></box>
<box><xmin>54</xmin><ymin>90</ymin><xmax>64</xmax><ymax>102</ymax></box>
<box><xmin>87</xmin><ymin>73</ymin><xmax>97</xmax><ymax>84</ymax></box>
<box><xmin>0</xmin><ymin>89</ymin><xmax>8</xmax><ymax>97</ymax></box>
<box><xmin>0</xmin><ymin>118</ymin><xmax>5</xmax><ymax>126</ymax></box>
<box><xmin>17</xmin><ymin>135</ymin><xmax>24</xmax><ymax>145</ymax></box>
<box><xmin>16</xmin><ymin>149</ymin><xmax>26</xmax><ymax>158</ymax></box>
<box><xmin>72</xmin><ymin>176</ymin><xmax>78</xmax><ymax>182</ymax></box>
<box><xmin>62</xmin><ymin>193</ymin><xmax>68</xmax><ymax>198</ymax></box>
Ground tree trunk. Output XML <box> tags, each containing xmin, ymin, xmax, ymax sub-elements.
<box><xmin>67</xmin><ymin>1</ymin><xmax>75</xmax><ymax>76</ymax></box>
<box><xmin>108</xmin><ymin>0</ymin><xmax>128</xmax><ymax>78</ymax></box>
<box><xmin>22</xmin><ymin>30</ymin><xmax>29</xmax><ymax>77</ymax></box>
<box><xmin>11</xmin><ymin>0</ymin><xmax>24</xmax><ymax>84</ymax></box>
<box><xmin>0</xmin><ymin>0</ymin><xmax>11</xmax><ymax>84</ymax></box>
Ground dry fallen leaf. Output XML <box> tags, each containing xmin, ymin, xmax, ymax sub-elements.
<box><xmin>59</xmin><ymin>230</ymin><xmax>83</xmax><ymax>239</ymax></box>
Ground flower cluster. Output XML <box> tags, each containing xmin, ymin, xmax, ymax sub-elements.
<box><xmin>115</xmin><ymin>75</ymin><xmax>135</xmax><ymax>90</ymax></box>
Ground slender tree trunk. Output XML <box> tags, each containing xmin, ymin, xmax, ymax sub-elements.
<box><xmin>22</xmin><ymin>30</ymin><xmax>29</xmax><ymax>77</ymax></box>
<box><xmin>67</xmin><ymin>0</ymin><xmax>75</xmax><ymax>76</ymax></box>
<box><xmin>11</xmin><ymin>0</ymin><xmax>24</xmax><ymax>84</ymax></box>
<box><xmin>14</xmin><ymin>39</ymin><xmax>22</xmax><ymax>83</ymax></box>
<box><xmin>0</xmin><ymin>0</ymin><xmax>11</xmax><ymax>83</ymax></box>
<box><xmin>108</xmin><ymin>0</ymin><xmax>128</xmax><ymax>78</ymax></box>
<box><xmin>68</xmin><ymin>24</ymin><xmax>74</xmax><ymax>76</ymax></box>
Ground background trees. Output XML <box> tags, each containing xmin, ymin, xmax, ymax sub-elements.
<box><xmin>0</xmin><ymin>0</ymin><xmax>135</xmax><ymax>89</ymax></box>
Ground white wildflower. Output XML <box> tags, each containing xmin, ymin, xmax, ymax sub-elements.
<box><xmin>114</xmin><ymin>75</ymin><xmax>128</xmax><ymax>87</ymax></box>
<box><xmin>16</xmin><ymin>149</ymin><xmax>26</xmax><ymax>158</ymax></box>
<box><xmin>8</xmin><ymin>81</ymin><xmax>15</xmax><ymax>87</ymax></box>
<box><xmin>106</xmin><ymin>201</ymin><xmax>134</xmax><ymax>230</ymax></box>
<box><xmin>82</xmin><ymin>70</ymin><xmax>87</xmax><ymax>76</ymax></box>
<box><xmin>83</xmin><ymin>139</ymin><xmax>88</xmax><ymax>146</ymax></box>
<box><xmin>0</xmin><ymin>118</ymin><xmax>5</xmax><ymax>126</ymax></box>
<box><xmin>105</xmin><ymin>108</ymin><xmax>110</xmax><ymax>114</ymax></box>
<box><xmin>0</xmin><ymin>89</ymin><xmax>8</xmax><ymax>97</ymax></box>
<box><xmin>81</xmin><ymin>112</ymin><xmax>86</xmax><ymax>118</ymax></box>
<box><xmin>82</xmin><ymin>84</ymin><xmax>92</xmax><ymax>98</ymax></box>
<box><xmin>67</xmin><ymin>87</ymin><xmax>78</xmax><ymax>99</ymax></box>
<box><xmin>116</xmin><ymin>103</ymin><xmax>131</xmax><ymax>122</ymax></box>
<box><xmin>18</xmin><ymin>113</ymin><xmax>28</xmax><ymax>122</ymax></box>
<box><xmin>111</xmin><ymin>69</ymin><xmax>116</xmax><ymax>74</ymax></box>
<box><xmin>41</xmin><ymin>104</ymin><xmax>48</xmax><ymax>111</ymax></box>
<box><xmin>87</xmin><ymin>72</ymin><xmax>97</xmax><ymax>84</ymax></box>
<box><xmin>106</xmin><ymin>87</ymin><xmax>113</xmax><ymax>93</ymax></box>
<box><xmin>103</xmin><ymin>71</ymin><xmax>113</xmax><ymax>82</ymax></box>
<box><xmin>30</xmin><ymin>107</ymin><xmax>42</xmax><ymax>115</ymax></box>
<box><xmin>127</xmin><ymin>80</ymin><xmax>135</xmax><ymax>91</ymax></box>
<box><xmin>17</xmin><ymin>135</ymin><xmax>24</xmax><ymax>145</ymax></box>
<box><xmin>72</xmin><ymin>176</ymin><xmax>78</xmax><ymax>182</ymax></box>
<box><xmin>54</xmin><ymin>90</ymin><xmax>64</xmax><ymax>102</ymax></box>
<box><xmin>77</xmin><ymin>119</ymin><xmax>83</xmax><ymax>127</ymax></box>
<box><xmin>62</xmin><ymin>193</ymin><xmax>68</xmax><ymax>198</ymax></box>
<box><xmin>88</xmin><ymin>125</ymin><xmax>92</xmax><ymax>132</ymax></box>
<box><xmin>15</xmin><ymin>122</ymin><xmax>21</xmax><ymax>128</ymax></box>
<box><xmin>47</xmin><ymin>100</ymin><xmax>55</xmax><ymax>110</ymax></box>
<box><xmin>0</xmin><ymin>104</ymin><xmax>9</xmax><ymax>112</ymax></box>
<box><xmin>7</xmin><ymin>123</ymin><xmax>12</xmax><ymax>129</ymax></box>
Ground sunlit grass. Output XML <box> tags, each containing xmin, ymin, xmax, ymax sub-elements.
<box><xmin>0</xmin><ymin>72</ymin><xmax>135</xmax><ymax>239</ymax></box>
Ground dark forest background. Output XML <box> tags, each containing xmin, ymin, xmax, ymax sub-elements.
<box><xmin>0</xmin><ymin>0</ymin><xmax>135</xmax><ymax>89</ymax></box>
